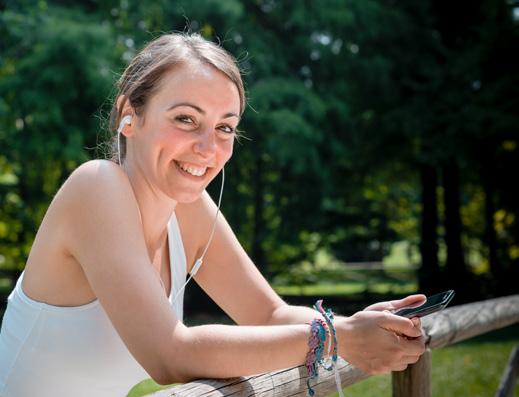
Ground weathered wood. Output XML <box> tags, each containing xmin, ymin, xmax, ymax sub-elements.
<box><xmin>148</xmin><ymin>362</ymin><xmax>368</xmax><ymax>397</ymax></box>
<box><xmin>145</xmin><ymin>294</ymin><xmax>519</xmax><ymax>397</ymax></box>
<box><xmin>422</xmin><ymin>294</ymin><xmax>519</xmax><ymax>349</ymax></box>
<box><xmin>494</xmin><ymin>346</ymin><xmax>519</xmax><ymax>397</ymax></box>
<box><xmin>392</xmin><ymin>349</ymin><xmax>431</xmax><ymax>397</ymax></box>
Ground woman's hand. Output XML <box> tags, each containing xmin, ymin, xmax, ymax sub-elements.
<box><xmin>335</xmin><ymin>308</ymin><xmax>426</xmax><ymax>374</ymax></box>
<box><xmin>363</xmin><ymin>294</ymin><xmax>426</xmax><ymax>313</ymax></box>
<box><xmin>363</xmin><ymin>294</ymin><xmax>426</xmax><ymax>332</ymax></box>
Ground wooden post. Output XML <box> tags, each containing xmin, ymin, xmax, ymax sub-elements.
<box><xmin>392</xmin><ymin>349</ymin><xmax>432</xmax><ymax>397</ymax></box>
<box><xmin>494</xmin><ymin>346</ymin><xmax>519</xmax><ymax>397</ymax></box>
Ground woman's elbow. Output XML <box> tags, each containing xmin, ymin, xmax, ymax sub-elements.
<box><xmin>150</xmin><ymin>364</ymin><xmax>190</xmax><ymax>386</ymax></box>
<box><xmin>150</xmin><ymin>331</ymin><xmax>195</xmax><ymax>385</ymax></box>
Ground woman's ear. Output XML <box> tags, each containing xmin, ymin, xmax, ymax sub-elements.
<box><xmin>117</xmin><ymin>115</ymin><xmax>133</xmax><ymax>134</ymax></box>
<box><xmin>116</xmin><ymin>95</ymin><xmax>135</xmax><ymax>137</ymax></box>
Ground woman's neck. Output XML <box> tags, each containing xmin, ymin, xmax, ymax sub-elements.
<box><xmin>123</xmin><ymin>163</ymin><xmax>177</xmax><ymax>257</ymax></box>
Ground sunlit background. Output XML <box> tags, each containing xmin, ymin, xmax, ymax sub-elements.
<box><xmin>1</xmin><ymin>1</ymin><xmax>518</xmax><ymax>395</ymax></box>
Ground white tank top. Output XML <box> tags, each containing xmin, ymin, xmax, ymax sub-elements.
<box><xmin>0</xmin><ymin>214</ymin><xmax>187</xmax><ymax>397</ymax></box>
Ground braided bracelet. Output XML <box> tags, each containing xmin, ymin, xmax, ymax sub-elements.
<box><xmin>314</xmin><ymin>300</ymin><xmax>338</xmax><ymax>364</ymax></box>
<box><xmin>313</xmin><ymin>300</ymin><xmax>345</xmax><ymax>397</ymax></box>
<box><xmin>305</xmin><ymin>318</ymin><xmax>328</xmax><ymax>396</ymax></box>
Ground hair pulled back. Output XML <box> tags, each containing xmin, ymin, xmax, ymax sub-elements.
<box><xmin>108</xmin><ymin>33</ymin><xmax>245</xmax><ymax>163</ymax></box>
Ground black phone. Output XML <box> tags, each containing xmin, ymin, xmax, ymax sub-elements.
<box><xmin>394</xmin><ymin>290</ymin><xmax>455</xmax><ymax>318</ymax></box>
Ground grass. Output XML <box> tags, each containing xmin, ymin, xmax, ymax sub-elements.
<box><xmin>127</xmin><ymin>324</ymin><xmax>519</xmax><ymax>397</ymax></box>
<box><xmin>273</xmin><ymin>280</ymin><xmax>418</xmax><ymax>296</ymax></box>
<box><xmin>127</xmin><ymin>380</ymin><xmax>176</xmax><ymax>397</ymax></box>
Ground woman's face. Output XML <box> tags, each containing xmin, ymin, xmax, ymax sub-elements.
<box><xmin>125</xmin><ymin>62</ymin><xmax>241</xmax><ymax>203</ymax></box>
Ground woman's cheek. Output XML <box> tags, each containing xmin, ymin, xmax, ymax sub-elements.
<box><xmin>224</xmin><ymin>139</ymin><xmax>235</xmax><ymax>159</ymax></box>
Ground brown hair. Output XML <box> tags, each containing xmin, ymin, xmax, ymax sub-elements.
<box><xmin>108</xmin><ymin>32</ymin><xmax>245</xmax><ymax>163</ymax></box>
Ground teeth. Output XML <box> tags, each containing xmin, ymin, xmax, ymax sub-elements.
<box><xmin>178</xmin><ymin>162</ymin><xmax>207</xmax><ymax>177</ymax></box>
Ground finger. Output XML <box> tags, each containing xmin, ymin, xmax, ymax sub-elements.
<box><xmin>391</xmin><ymin>294</ymin><xmax>426</xmax><ymax>311</ymax></box>
<box><xmin>366</xmin><ymin>294</ymin><xmax>427</xmax><ymax>312</ymax></box>
<box><xmin>391</xmin><ymin>364</ymin><xmax>408</xmax><ymax>372</ymax></box>
<box><xmin>380</xmin><ymin>313</ymin><xmax>423</xmax><ymax>338</ymax></box>
<box><xmin>363</xmin><ymin>301</ymin><xmax>392</xmax><ymax>311</ymax></box>
<box><xmin>402</xmin><ymin>354</ymin><xmax>421</xmax><ymax>365</ymax></box>
<box><xmin>399</xmin><ymin>336</ymin><xmax>426</xmax><ymax>356</ymax></box>
<box><xmin>410</xmin><ymin>317</ymin><xmax>421</xmax><ymax>328</ymax></box>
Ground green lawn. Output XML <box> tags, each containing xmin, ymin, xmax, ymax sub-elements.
<box><xmin>273</xmin><ymin>280</ymin><xmax>418</xmax><ymax>296</ymax></box>
<box><xmin>128</xmin><ymin>324</ymin><xmax>519</xmax><ymax>397</ymax></box>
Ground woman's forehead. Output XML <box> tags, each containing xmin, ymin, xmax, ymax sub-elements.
<box><xmin>152</xmin><ymin>63</ymin><xmax>241</xmax><ymax>114</ymax></box>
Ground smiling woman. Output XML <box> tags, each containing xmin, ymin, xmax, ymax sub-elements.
<box><xmin>0</xmin><ymin>33</ymin><xmax>427</xmax><ymax>397</ymax></box>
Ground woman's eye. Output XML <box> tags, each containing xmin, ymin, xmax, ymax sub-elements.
<box><xmin>175</xmin><ymin>115</ymin><xmax>194</xmax><ymax>124</ymax></box>
<box><xmin>218</xmin><ymin>124</ymin><xmax>235</xmax><ymax>134</ymax></box>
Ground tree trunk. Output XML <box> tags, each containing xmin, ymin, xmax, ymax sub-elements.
<box><xmin>482</xmin><ymin>161</ymin><xmax>500</xmax><ymax>280</ymax></box>
<box><xmin>252</xmin><ymin>149</ymin><xmax>266</xmax><ymax>272</ymax></box>
<box><xmin>419</xmin><ymin>164</ymin><xmax>440</xmax><ymax>295</ymax></box>
<box><xmin>442</xmin><ymin>158</ymin><xmax>468</xmax><ymax>295</ymax></box>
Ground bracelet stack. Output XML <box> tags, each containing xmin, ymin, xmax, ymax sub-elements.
<box><xmin>305</xmin><ymin>300</ymin><xmax>344</xmax><ymax>397</ymax></box>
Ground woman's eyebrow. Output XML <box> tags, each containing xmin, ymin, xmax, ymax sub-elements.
<box><xmin>167</xmin><ymin>102</ymin><xmax>239</xmax><ymax>119</ymax></box>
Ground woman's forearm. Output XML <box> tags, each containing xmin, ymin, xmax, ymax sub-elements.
<box><xmin>168</xmin><ymin>323</ymin><xmax>311</xmax><ymax>383</ymax></box>
<box><xmin>266</xmin><ymin>303</ymin><xmax>323</xmax><ymax>326</ymax></box>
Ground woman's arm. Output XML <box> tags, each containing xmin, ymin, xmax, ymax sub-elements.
<box><xmin>267</xmin><ymin>294</ymin><xmax>426</xmax><ymax>326</ymax></box>
<box><xmin>173</xmin><ymin>309</ymin><xmax>425</xmax><ymax>382</ymax></box>
<box><xmin>59</xmin><ymin>160</ymin><xmax>424</xmax><ymax>384</ymax></box>
<box><xmin>56</xmin><ymin>161</ymin><xmax>323</xmax><ymax>384</ymax></box>
<box><xmin>177</xmin><ymin>192</ymin><xmax>426</xmax><ymax>378</ymax></box>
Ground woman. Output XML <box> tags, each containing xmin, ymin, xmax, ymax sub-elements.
<box><xmin>0</xmin><ymin>33</ymin><xmax>426</xmax><ymax>397</ymax></box>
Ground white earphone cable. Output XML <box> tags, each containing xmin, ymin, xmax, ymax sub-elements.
<box><xmin>173</xmin><ymin>167</ymin><xmax>225</xmax><ymax>303</ymax></box>
<box><xmin>117</xmin><ymin>115</ymin><xmax>225</xmax><ymax>304</ymax></box>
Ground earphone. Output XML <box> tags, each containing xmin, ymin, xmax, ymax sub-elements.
<box><xmin>116</xmin><ymin>114</ymin><xmax>224</xmax><ymax>304</ymax></box>
<box><xmin>172</xmin><ymin>167</ymin><xmax>225</xmax><ymax>303</ymax></box>
<box><xmin>117</xmin><ymin>115</ymin><xmax>133</xmax><ymax>165</ymax></box>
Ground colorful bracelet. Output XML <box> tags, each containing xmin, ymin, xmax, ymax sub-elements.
<box><xmin>305</xmin><ymin>318</ymin><xmax>328</xmax><ymax>396</ymax></box>
<box><xmin>313</xmin><ymin>300</ymin><xmax>345</xmax><ymax>397</ymax></box>
<box><xmin>314</xmin><ymin>300</ymin><xmax>338</xmax><ymax>364</ymax></box>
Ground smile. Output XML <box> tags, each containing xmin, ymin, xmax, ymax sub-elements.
<box><xmin>175</xmin><ymin>161</ymin><xmax>207</xmax><ymax>177</ymax></box>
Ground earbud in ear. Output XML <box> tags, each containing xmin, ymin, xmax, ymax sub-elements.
<box><xmin>117</xmin><ymin>115</ymin><xmax>132</xmax><ymax>134</ymax></box>
<box><xmin>117</xmin><ymin>115</ymin><xmax>132</xmax><ymax>165</ymax></box>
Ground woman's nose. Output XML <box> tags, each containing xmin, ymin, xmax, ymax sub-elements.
<box><xmin>193</xmin><ymin>128</ymin><xmax>217</xmax><ymax>159</ymax></box>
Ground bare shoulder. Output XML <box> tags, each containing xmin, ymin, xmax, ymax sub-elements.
<box><xmin>51</xmin><ymin>159</ymin><xmax>143</xmax><ymax>258</ymax></box>
<box><xmin>56</xmin><ymin>160</ymin><xmax>138</xmax><ymax>216</ymax></box>
<box><xmin>22</xmin><ymin>160</ymin><xmax>142</xmax><ymax>304</ymax></box>
<box><xmin>63</xmin><ymin>159</ymin><xmax>132</xmax><ymax>198</ymax></box>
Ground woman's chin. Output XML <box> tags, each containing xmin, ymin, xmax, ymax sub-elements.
<box><xmin>169</xmin><ymin>188</ymin><xmax>205</xmax><ymax>204</ymax></box>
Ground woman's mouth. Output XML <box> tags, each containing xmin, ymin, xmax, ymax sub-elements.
<box><xmin>175</xmin><ymin>161</ymin><xmax>208</xmax><ymax>177</ymax></box>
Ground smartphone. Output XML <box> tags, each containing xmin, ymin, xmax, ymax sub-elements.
<box><xmin>394</xmin><ymin>290</ymin><xmax>455</xmax><ymax>318</ymax></box>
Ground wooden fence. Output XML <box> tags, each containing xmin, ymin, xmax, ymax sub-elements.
<box><xmin>145</xmin><ymin>294</ymin><xmax>519</xmax><ymax>397</ymax></box>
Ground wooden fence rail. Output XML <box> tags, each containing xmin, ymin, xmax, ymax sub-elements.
<box><xmin>146</xmin><ymin>294</ymin><xmax>519</xmax><ymax>397</ymax></box>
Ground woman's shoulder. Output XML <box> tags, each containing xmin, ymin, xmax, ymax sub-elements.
<box><xmin>54</xmin><ymin>159</ymin><xmax>136</xmax><ymax>214</ymax></box>
<box><xmin>68</xmin><ymin>159</ymin><xmax>126</xmax><ymax>185</ymax></box>
<box><xmin>62</xmin><ymin>159</ymin><xmax>130</xmax><ymax>195</ymax></box>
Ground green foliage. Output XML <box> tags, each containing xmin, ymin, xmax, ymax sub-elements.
<box><xmin>0</xmin><ymin>5</ymin><xmax>119</xmax><ymax>268</ymax></box>
<box><xmin>0</xmin><ymin>0</ymin><xmax>518</xmax><ymax>296</ymax></box>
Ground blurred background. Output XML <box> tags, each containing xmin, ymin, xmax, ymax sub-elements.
<box><xmin>2</xmin><ymin>0</ymin><xmax>518</xmax><ymax>307</ymax></box>
<box><xmin>1</xmin><ymin>1</ymin><xmax>518</xmax><ymax>396</ymax></box>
